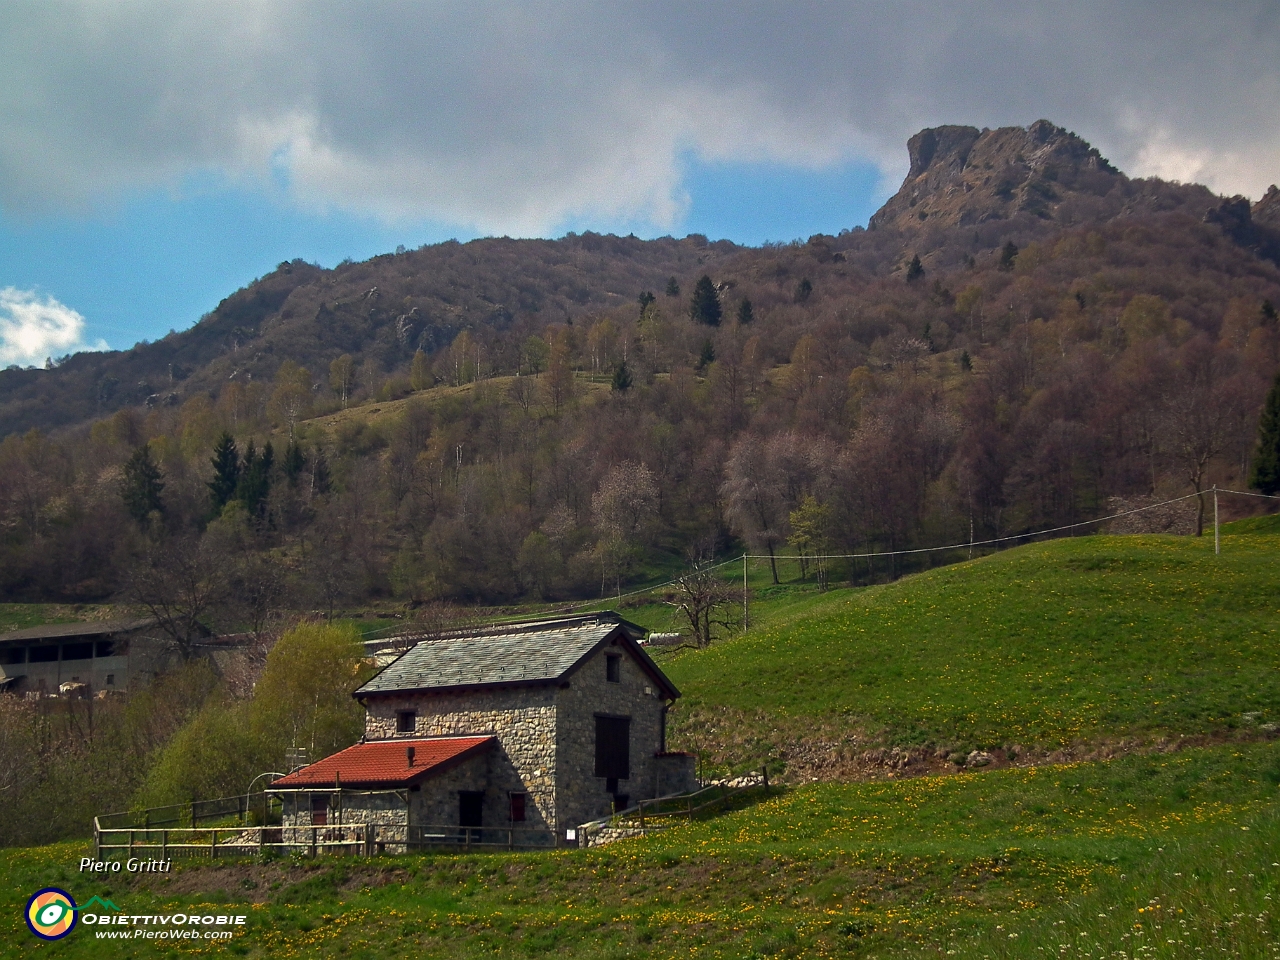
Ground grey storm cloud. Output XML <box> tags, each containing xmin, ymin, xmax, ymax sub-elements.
<box><xmin>2</xmin><ymin>1</ymin><xmax>1279</xmax><ymax>235</ymax></box>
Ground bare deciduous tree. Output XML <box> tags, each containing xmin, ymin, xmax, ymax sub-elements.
<box><xmin>666</xmin><ymin>557</ymin><xmax>740</xmax><ymax>648</ymax></box>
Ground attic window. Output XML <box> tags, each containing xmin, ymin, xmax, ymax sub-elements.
<box><xmin>396</xmin><ymin>710</ymin><xmax>416</xmax><ymax>734</ymax></box>
<box><xmin>606</xmin><ymin>654</ymin><xmax>621</xmax><ymax>683</ymax></box>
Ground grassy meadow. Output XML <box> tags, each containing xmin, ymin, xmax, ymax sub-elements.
<box><xmin>658</xmin><ymin>532</ymin><xmax>1280</xmax><ymax>772</ymax></box>
<box><xmin>3</xmin><ymin>528</ymin><xmax>1280</xmax><ymax>957</ymax></box>
<box><xmin>2</xmin><ymin>742</ymin><xmax>1277</xmax><ymax>958</ymax></box>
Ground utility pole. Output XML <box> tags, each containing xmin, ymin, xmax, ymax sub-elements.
<box><xmin>1213</xmin><ymin>484</ymin><xmax>1220</xmax><ymax>555</ymax></box>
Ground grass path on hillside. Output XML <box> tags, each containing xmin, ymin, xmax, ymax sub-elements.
<box><xmin>664</xmin><ymin>534</ymin><xmax>1280</xmax><ymax>769</ymax></box>
<box><xmin>3</xmin><ymin>743</ymin><xmax>1277</xmax><ymax>958</ymax></box>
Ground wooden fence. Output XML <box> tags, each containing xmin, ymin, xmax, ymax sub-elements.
<box><xmin>577</xmin><ymin>765</ymin><xmax>772</xmax><ymax>847</ymax></box>
<box><xmin>92</xmin><ymin>819</ymin><xmax>556</xmax><ymax>861</ymax></box>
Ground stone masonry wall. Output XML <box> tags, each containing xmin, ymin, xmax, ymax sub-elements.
<box><xmin>364</xmin><ymin>687</ymin><xmax>557</xmax><ymax>833</ymax></box>
<box><xmin>555</xmin><ymin>641</ymin><xmax>668</xmax><ymax>835</ymax></box>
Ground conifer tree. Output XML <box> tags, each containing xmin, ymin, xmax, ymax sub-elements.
<box><xmin>1251</xmin><ymin>371</ymin><xmax>1280</xmax><ymax>495</ymax></box>
<box><xmin>611</xmin><ymin>359</ymin><xmax>632</xmax><ymax>393</ymax></box>
<box><xmin>665</xmin><ymin>276</ymin><xmax>680</xmax><ymax>297</ymax></box>
<box><xmin>122</xmin><ymin>445</ymin><xmax>165</xmax><ymax>525</ymax></box>
<box><xmin>689</xmin><ymin>275</ymin><xmax>721</xmax><ymax>326</ymax></box>
<box><xmin>237</xmin><ymin>440</ymin><xmax>274</xmax><ymax>519</ymax></box>
<box><xmin>737</xmin><ymin>298</ymin><xmax>754</xmax><ymax>325</ymax></box>
<box><xmin>906</xmin><ymin>255</ymin><xmax>924</xmax><ymax>282</ymax></box>
<box><xmin>207</xmin><ymin>433</ymin><xmax>240</xmax><ymax>513</ymax></box>
<box><xmin>284</xmin><ymin>439</ymin><xmax>307</xmax><ymax>487</ymax></box>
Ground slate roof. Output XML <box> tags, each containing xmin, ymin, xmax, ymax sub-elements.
<box><xmin>354</xmin><ymin>612</ymin><xmax>678</xmax><ymax>699</ymax></box>
<box><xmin>270</xmin><ymin>736</ymin><xmax>495</xmax><ymax>789</ymax></box>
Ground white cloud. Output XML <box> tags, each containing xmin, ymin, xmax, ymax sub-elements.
<box><xmin>1</xmin><ymin>2</ymin><xmax>1279</xmax><ymax>233</ymax></box>
<box><xmin>0</xmin><ymin>288</ymin><xmax>108</xmax><ymax>368</ymax></box>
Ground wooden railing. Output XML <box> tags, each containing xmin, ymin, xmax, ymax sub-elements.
<box><xmin>577</xmin><ymin>764</ymin><xmax>773</xmax><ymax>847</ymax></box>
<box><xmin>92</xmin><ymin>820</ymin><xmax>556</xmax><ymax>860</ymax></box>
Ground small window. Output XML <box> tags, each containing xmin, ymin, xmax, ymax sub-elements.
<box><xmin>606</xmin><ymin>655</ymin><xmax>621</xmax><ymax>683</ymax></box>
<box><xmin>311</xmin><ymin>794</ymin><xmax>329</xmax><ymax>826</ymax></box>
<box><xmin>95</xmin><ymin>640</ymin><xmax>115</xmax><ymax>658</ymax></box>
<box><xmin>396</xmin><ymin>710</ymin><xmax>416</xmax><ymax>734</ymax></box>
<box><xmin>4</xmin><ymin>647</ymin><xmax>24</xmax><ymax>665</ymax></box>
<box><xmin>105</xmin><ymin>674</ymin><xmax>115</xmax><ymax>686</ymax></box>
<box><xmin>509</xmin><ymin>792</ymin><xmax>527</xmax><ymax>822</ymax></box>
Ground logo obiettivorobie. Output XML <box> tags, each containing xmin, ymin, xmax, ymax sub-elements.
<box><xmin>25</xmin><ymin>888</ymin><xmax>78</xmax><ymax>940</ymax></box>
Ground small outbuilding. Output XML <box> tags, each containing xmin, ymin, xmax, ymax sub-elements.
<box><xmin>272</xmin><ymin>612</ymin><xmax>696</xmax><ymax>845</ymax></box>
<box><xmin>0</xmin><ymin>619</ymin><xmax>161</xmax><ymax>695</ymax></box>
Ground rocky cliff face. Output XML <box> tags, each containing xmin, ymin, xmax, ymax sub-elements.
<box><xmin>869</xmin><ymin>119</ymin><xmax>1122</xmax><ymax>232</ymax></box>
<box><xmin>1252</xmin><ymin>184</ymin><xmax>1280</xmax><ymax>231</ymax></box>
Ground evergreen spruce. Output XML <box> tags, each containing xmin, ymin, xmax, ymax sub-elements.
<box><xmin>207</xmin><ymin>432</ymin><xmax>240</xmax><ymax>513</ymax></box>
<box><xmin>665</xmin><ymin>276</ymin><xmax>680</xmax><ymax>297</ymax></box>
<box><xmin>794</xmin><ymin>277</ymin><xmax>813</xmax><ymax>302</ymax></box>
<box><xmin>697</xmin><ymin>339</ymin><xmax>716</xmax><ymax>371</ymax></box>
<box><xmin>284</xmin><ymin>439</ymin><xmax>307</xmax><ymax>487</ymax></box>
<box><xmin>237</xmin><ymin>440</ymin><xmax>274</xmax><ymax>519</ymax></box>
<box><xmin>737</xmin><ymin>298</ymin><xmax>754</xmax><ymax>325</ymax></box>
<box><xmin>999</xmin><ymin>241</ymin><xmax>1019</xmax><ymax>271</ymax></box>
<box><xmin>1250</xmin><ymin>371</ymin><xmax>1280</xmax><ymax>495</ymax></box>
<box><xmin>906</xmin><ymin>255</ymin><xmax>924</xmax><ymax>282</ymax></box>
<box><xmin>611</xmin><ymin>360</ymin><xmax>633</xmax><ymax>393</ymax></box>
<box><xmin>689</xmin><ymin>275</ymin><xmax>722</xmax><ymax>326</ymax></box>
<box><xmin>637</xmin><ymin>291</ymin><xmax>655</xmax><ymax>316</ymax></box>
<box><xmin>122</xmin><ymin>445</ymin><xmax>165</xmax><ymax>525</ymax></box>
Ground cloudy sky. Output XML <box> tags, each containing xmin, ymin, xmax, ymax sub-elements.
<box><xmin>2</xmin><ymin>1</ymin><xmax>1279</xmax><ymax>364</ymax></box>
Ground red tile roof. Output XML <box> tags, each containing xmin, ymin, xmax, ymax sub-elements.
<box><xmin>271</xmin><ymin>736</ymin><xmax>495</xmax><ymax>789</ymax></box>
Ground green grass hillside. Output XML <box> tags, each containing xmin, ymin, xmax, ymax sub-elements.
<box><xmin>3</xmin><ymin>743</ymin><xmax>1277</xmax><ymax>958</ymax></box>
<box><xmin>662</xmin><ymin>533</ymin><xmax>1280</xmax><ymax>773</ymax></box>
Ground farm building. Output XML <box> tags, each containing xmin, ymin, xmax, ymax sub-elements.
<box><xmin>270</xmin><ymin>612</ymin><xmax>696</xmax><ymax>845</ymax></box>
<box><xmin>0</xmin><ymin>619</ymin><xmax>162</xmax><ymax>695</ymax></box>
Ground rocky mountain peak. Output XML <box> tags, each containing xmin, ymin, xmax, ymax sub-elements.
<box><xmin>870</xmin><ymin>120</ymin><xmax>1122</xmax><ymax>232</ymax></box>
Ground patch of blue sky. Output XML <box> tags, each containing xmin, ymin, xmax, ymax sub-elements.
<box><xmin>674</xmin><ymin>152</ymin><xmax>886</xmax><ymax>246</ymax></box>
<box><xmin>0</xmin><ymin>156</ymin><xmax>887</xmax><ymax>351</ymax></box>
<box><xmin>0</xmin><ymin>175</ymin><xmax>477</xmax><ymax>352</ymax></box>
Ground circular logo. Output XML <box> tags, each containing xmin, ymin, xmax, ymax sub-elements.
<box><xmin>25</xmin><ymin>888</ymin><xmax>77</xmax><ymax>940</ymax></box>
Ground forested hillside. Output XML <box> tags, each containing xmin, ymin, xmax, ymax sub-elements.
<box><xmin>2</xmin><ymin>120</ymin><xmax>1279</xmax><ymax>611</ymax></box>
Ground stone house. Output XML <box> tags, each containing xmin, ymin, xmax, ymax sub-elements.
<box><xmin>271</xmin><ymin>613</ymin><xmax>696</xmax><ymax>845</ymax></box>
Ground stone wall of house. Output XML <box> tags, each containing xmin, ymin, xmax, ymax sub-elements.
<box><xmin>364</xmin><ymin>687</ymin><xmax>558</xmax><ymax>833</ymax></box>
<box><xmin>554</xmin><ymin>641</ymin><xmax>668</xmax><ymax>835</ymax></box>
<box><xmin>281</xmin><ymin>790</ymin><xmax>408</xmax><ymax>850</ymax></box>
<box><xmin>654</xmin><ymin>752</ymin><xmax>698</xmax><ymax>796</ymax></box>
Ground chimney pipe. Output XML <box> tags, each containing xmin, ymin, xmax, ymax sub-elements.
<box><xmin>406</xmin><ymin>746</ymin><xmax>415</xmax><ymax>767</ymax></box>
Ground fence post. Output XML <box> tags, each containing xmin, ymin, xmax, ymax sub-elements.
<box><xmin>310</xmin><ymin>826</ymin><xmax>317</xmax><ymax>859</ymax></box>
<box><xmin>93</xmin><ymin>819</ymin><xmax>101</xmax><ymax>862</ymax></box>
<box><xmin>129</xmin><ymin>829</ymin><xmax>134</xmax><ymax>856</ymax></box>
<box><xmin>639</xmin><ymin>801</ymin><xmax>645</xmax><ymax>831</ymax></box>
<box><xmin>211</xmin><ymin>829</ymin><xmax>217</xmax><ymax>859</ymax></box>
<box><xmin>508</xmin><ymin>828</ymin><xmax>513</xmax><ymax>850</ymax></box>
<box><xmin>257</xmin><ymin>825</ymin><xmax>264</xmax><ymax>859</ymax></box>
<box><xmin>162</xmin><ymin>829</ymin><xmax>168</xmax><ymax>862</ymax></box>
<box><xmin>364</xmin><ymin>822</ymin><xmax>374</xmax><ymax>857</ymax></box>
<box><xmin>762</xmin><ymin>764</ymin><xmax>769</xmax><ymax>790</ymax></box>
